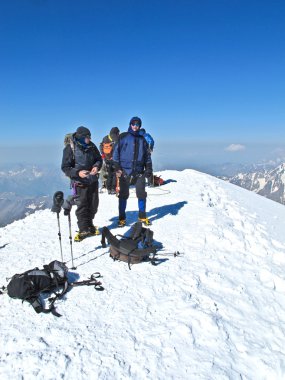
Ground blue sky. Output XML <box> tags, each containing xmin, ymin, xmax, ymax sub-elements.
<box><xmin>0</xmin><ymin>0</ymin><xmax>284</xmax><ymax>167</ymax></box>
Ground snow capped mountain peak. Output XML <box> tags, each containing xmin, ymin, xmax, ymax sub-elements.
<box><xmin>6</xmin><ymin>168</ymin><xmax>27</xmax><ymax>176</ymax></box>
<box><xmin>0</xmin><ymin>164</ymin><xmax>49</xmax><ymax>179</ymax></box>
<box><xmin>272</xmin><ymin>161</ymin><xmax>285</xmax><ymax>174</ymax></box>
<box><xmin>32</xmin><ymin>165</ymin><xmax>43</xmax><ymax>178</ymax></box>
<box><xmin>225</xmin><ymin>161</ymin><xmax>285</xmax><ymax>205</ymax></box>
<box><xmin>1</xmin><ymin>169</ymin><xmax>285</xmax><ymax>379</ymax></box>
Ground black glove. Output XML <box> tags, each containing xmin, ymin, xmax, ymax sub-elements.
<box><xmin>63</xmin><ymin>199</ymin><xmax>72</xmax><ymax>215</ymax></box>
<box><xmin>145</xmin><ymin>163</ymin><xmax>153</xmax><ymax>178</ymax></box>
<box><xmin>51</xmin><ymin>191</ymin><xmax>64</xmax><ymax>214</ymax></box>
<box><xmin>63</xmin><ymin>195</ymin><xmax>78</xmax><ymax>215</ymax></box>
<box><xmin>145</xmin><ymin>168</ymin><xmax>153</xmax><ymax>179</ymax></box>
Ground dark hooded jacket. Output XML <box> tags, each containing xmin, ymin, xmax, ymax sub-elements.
<box><xmin>61</xmin><ymin>133</ymin><xmax>102</xmax><ymax>186</ymax></box>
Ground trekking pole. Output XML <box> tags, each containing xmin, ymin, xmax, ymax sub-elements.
<box><xmin>156</xmin><ymin>250</ymin><xmax>184</xmax><ymax>257</ymax></box>
<box><xmin>70</xmin><ymin>273</ymin><xmax>104</xmax><ymax>291</ymax></box>
<box><xmin>51</xmin><ymin>191</ymin><xmax>64</xmax><ymax>262</ymax></box>
<box><xmin>67</xmin><ymin>213</ymin><xmax>76</xmax><ymax>269</ymax></box>
<box><xmin>63</xmin><ymin>195</ymin><xmax>78</xmax><ymax>270</ymax></box>
<box><xmin>57</xmin><ymin>214</ymin><xmax>64</xmax><ymax>262</ymax></box>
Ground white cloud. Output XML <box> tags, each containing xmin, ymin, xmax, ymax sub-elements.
<box><xmin>225</xmin><ymin>144</ymin><xmax>246</xmax><ymax>152</ymax></box>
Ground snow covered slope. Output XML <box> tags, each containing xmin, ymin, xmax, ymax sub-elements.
<box><xmin>0</xmin><ymin>169</ymin><xmax>285</xmax><ymax>380</ymax></box>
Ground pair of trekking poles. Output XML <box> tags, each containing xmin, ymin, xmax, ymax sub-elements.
<box><xmin>51</xmin><ymin>191</ymin><xmax>76</xmax><ymax>269</ymax></box>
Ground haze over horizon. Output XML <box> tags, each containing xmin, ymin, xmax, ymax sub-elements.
<box><xmin>0</xmin><ymin>0</ymin><xmax>284</xmax><ymax>167</ymax></box>
<box><xmin>0</xmin><ymin>141</ymin><xmax>284</xmax><ymax>173</ymax></box>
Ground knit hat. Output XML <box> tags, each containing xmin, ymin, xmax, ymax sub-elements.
<box><xmin>129</xmin><ymin>117</ymin><xmax>142</xmax><ymax>128</ymax></box>
<box><xmin>76</xmin><ymin>126</ymin><xmax>91</xmax><ymax>138</ymax></box>
<box><xmin>110</xmin><ymin>127</ymin><xmax>120</xmax><ymax>135</ymax></box>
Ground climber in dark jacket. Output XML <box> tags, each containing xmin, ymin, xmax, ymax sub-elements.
<box><xmin>112</xmin><ymin>116</ymin><xmax>153</xmax><ymax>227</ymax></box>
<box><xmin>99</xmin><ymin>127</ymin><xmax>120</xmax><ymax>194</ymax></box>
<box><xmin>61</xmin><ymin>126</ymin><xmax>102</xmax><ymax>240</ymax></box>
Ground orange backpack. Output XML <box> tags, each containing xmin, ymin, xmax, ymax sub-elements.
<box><xmin>153</xmin><ymin>175</ymin><xmax>164</xmax><ymax>186</ymax></box>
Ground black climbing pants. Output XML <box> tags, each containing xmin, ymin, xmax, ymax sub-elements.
<box><xmin>75</xmin><ymin>182</ymin><xmax>99</xmax><ymax>232</ymax></box>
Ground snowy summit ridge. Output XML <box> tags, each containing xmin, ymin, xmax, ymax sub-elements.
<box><xmin>0</xmin><ymin>169</ymin><xmax>285</xmax><ymax>379</ymax></box>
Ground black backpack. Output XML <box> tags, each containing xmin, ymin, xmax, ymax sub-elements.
<box><xmin>7</xmin><ymin>260</ymin><xmax>69</xmax><ymax>316</ymax></box>
<box><xmin>101</xmin><ymin>222</ymin><xmax>157</xmax><ymax>269</ymax></box>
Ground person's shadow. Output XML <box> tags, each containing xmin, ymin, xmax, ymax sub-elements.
<box><xmin>107</xmin><ymin>201</ymin><xmax>187</xmax><ymax>228</ymax></box>
<box><xmin>147</xmin><ymin>201</ymin><xmax>187</xmax><ymax>222</ymax></box>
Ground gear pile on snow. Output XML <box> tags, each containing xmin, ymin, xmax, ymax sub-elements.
<box><xmin>4</xmin><ymin>260</ymin><xmax>103</xmax><ymax>317</ymax></box>
<box><xmin>153</xmin><ymin>175</ymin><xmax>164</xmax><ymax>186</ymax></box>
<box><xmin>6</xmin><ymin>260</ymin><xmax>69</xmax><ymax>316</ymax></box>
<box><xmin>101</xmin><ymin>222</ymin><xmax>157</xmax><ymax>269</ymax></box>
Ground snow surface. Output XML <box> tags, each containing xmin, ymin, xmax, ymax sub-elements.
<box><xmin>1</xmin><ymin>169</ymin><xmax>285</xmax><ymax>380</ymax></box>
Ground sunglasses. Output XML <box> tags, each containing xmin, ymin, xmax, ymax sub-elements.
<box><xmin>131</xmin><ymin>123</ymin><xmax>140</xmax><ymax>127</ymax></box>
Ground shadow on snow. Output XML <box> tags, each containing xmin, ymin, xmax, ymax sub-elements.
<box><xmin>70</xmin><ymin>201</ymin><xmax>187</xmax><ymax>267</ymax></box>
<box><xmin>107</xmin><ymin>200</ymin><xmax>188</xmax><ymax>228</ymax></box>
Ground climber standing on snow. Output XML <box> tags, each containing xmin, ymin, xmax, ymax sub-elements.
<box><xmin>113</xmin><ymin>116</ymin><xmax>153</xmax><ymax>227</ymax></box>
<box><xmin>61</xmin><ymin>126</ymin><xmax>102</xmax><ymax>241</ymax></box>
<box><xmin>100</xmin><ymin>127</ymin><xmax>120</xmax><ymax>194</ymax></box>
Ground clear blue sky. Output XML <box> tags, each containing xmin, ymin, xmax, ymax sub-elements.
<box><xmin>0</xmin><ymin>0</ymin><xmax>284</xmax><ymax>166</ymax></box>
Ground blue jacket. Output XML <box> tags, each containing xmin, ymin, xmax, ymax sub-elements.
<box><xmin>140</xmin><ymin>131</ymin><xmax>154</xmax><ymax>150</ymax></box>
<box><xmin>113</xmin><ymin>128</ymin><xmax>152</xmax><ymax>176</ymax></box>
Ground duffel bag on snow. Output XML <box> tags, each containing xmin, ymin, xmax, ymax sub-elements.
<box><xmin>153</xmin><ymin>175</ymin><xmax>164</xmax><ymax>186</ymax></box>
<box><xmin>7</xmin><ymin>260</ymin><xmax>69</xmax><ymax>316</ymax></box>
<box><xmin>101</xmin><ymin>222</ymin><xmax>157</xmax><ymax>269</ymax></box>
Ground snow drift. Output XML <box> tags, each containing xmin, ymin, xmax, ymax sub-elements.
<box><xmin>0</xmin><ymin>169</ymin><xmax>285</xmax><ymax>380</ymax></box>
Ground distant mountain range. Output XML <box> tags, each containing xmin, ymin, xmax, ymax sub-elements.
<box><xmin>0</xmin><ymin>164</ymin><xmax>70</xmax><ymax>227</ymax></box>
<box><xmin>203</xmin><ymin>161</ymin><xmax>279</xmax><ymax>177</ymax></box>
<box><xmin>1</xmin><ymin>161</ymin><xmax>284</xmax><ymax>227</ymax></box>
<box><xmin>222</xmin><ymin>162</ymin><xmax>285</xmax><ymax>205</ymax></box>
<box><xmin>0</xmin><ymin>193</ymin><xmax>51</xmax><ymax>227</ymax></box>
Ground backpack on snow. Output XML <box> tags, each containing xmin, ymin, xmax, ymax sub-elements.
<box><xmin>153</xmin><ymin>175</ymin><xmax>164</xmax><ymax>186</ymax></box>
<box><xmin>101</xmin><ymin>222</ymin><xmax>157</xmax><ymax>269</ymax></box>
<box><xmin>7</xmin><ymin>260</ymin><xmax>69</xmax><ymax>316</ymax></box>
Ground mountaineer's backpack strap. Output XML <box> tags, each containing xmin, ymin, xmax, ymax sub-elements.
<box><xmin>45</xmin><ymin>281</ymin><xmax>70</xmax><ymax>317</ymax></box>
<box><xmin>126</xmin><ymin>246</ymin><xmax>157</xmax><ymax>270</ymax></box>
<box><xmin>101</xmin><ymin>227</ymin><xmax>121</xmax><ymax>249</ymax></box>
<box><xmin>144</xmin><ymin>229</ymin><xmax>154</xmax><ymax>246</ymax></box>
<box><xmin>25</xmin><ymin>265</ymin><xmax>69</xmax><ymax>317</ymax></box>
<box><xmin>130</xmin><ymin>222</ymin><xmax>143</xmax><ymax>240</ymax></box>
